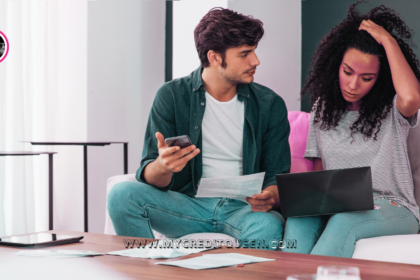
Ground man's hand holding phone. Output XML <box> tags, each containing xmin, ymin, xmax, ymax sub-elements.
<box><xmin>155</xmin><ymin>132</ymin><xmax>200</xmax><ymax>173</ymax></box>
<box><xmin>144</xmin><ymin>132</ymin><xmax>200</xmax><ymax>188</ymax></box>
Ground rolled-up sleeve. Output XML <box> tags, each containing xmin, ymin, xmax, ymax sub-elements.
<box><xmin>394</xmin><ymin>94</ymin><xmax>418</xmax><ymax>129</ymax></box>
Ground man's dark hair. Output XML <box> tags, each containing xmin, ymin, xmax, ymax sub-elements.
<box><xmin>194</xmin><ymin>7</ymin><xmax>264</xmax><ymax>68</ymax></box>
<box><xmin>302</xmin><ymin>1</ymin><xmax>420</xmax><ymax>140</ymax></box>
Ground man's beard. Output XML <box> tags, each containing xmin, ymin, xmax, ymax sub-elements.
<box><xmin>219</xmin><ymin>66</ymin><xmax>255</xmax><ymax>85</ymax></box>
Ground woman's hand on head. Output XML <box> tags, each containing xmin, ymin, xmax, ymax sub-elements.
<box><xmin>358</xmin><ymin>20</ymin><xmax>396</xmax><ymax>46</ymax></box>
<box><xmin>358</xmin><ymin>21</ymin><xmax>420</xmax><ymax>117</ymax></box>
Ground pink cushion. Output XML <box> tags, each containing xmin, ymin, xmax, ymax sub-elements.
<box><xmin>288</xmin><ymin>111</ymin><xmax>313</xmax><ymax>173</ymax></box>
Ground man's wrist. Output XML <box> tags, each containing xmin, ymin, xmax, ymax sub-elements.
<box><xmin>154</xmin><ymin>158</ymin><xmax>173</xmax><ymax>175</ymax></box>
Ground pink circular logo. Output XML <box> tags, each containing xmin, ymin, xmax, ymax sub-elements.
<box><xmin>0</xmin><ymin>31</ymin><xmax>9</xmax><ymax>63</ymax></box>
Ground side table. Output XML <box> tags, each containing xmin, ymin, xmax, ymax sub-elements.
<box><xmin>0</xmin><ymin>151</ymin><xmax>56</xmax><ymax>230</ymax></box>
<box><xmin>25</xmin><ymin>142</ymin><xmax>128</xmax><ymax>232</ymax></box>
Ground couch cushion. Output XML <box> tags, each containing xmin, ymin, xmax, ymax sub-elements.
<box><xmin>352</xmin><ymin>234</ymin><xmax>420</xmax><ymax>264</ymax></box>
<box><xmin>288</xmin><ymin>111</ymin><xmax>313</xmax><ymax>173</ymax></box>
<box><xmin>407</xmin><ymin>113</ymin><xmax>420</xmax><ymax>209</ymax></box>
<box><xmin>104</xmin><ymin>174</ymin><xmax>138</xmax><ymax>235</ymax></box>
<box><xmin>106</xmin><ymin>174</ymin><xmax>138</xmax><ymax>193</ymax></box>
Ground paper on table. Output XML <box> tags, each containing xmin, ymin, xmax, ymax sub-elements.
<box><xmin>107</xmin><ymin>239</ymin><xmax>213</xmax><ymax>259</ymax></box>
<box><xmin>16</xmin><ymin>250</ymin><xmax>103</xmax><ymax>258</ymax></box>
<box><xmin>207</xmin><ymin>253</ymin><xmax>275</xmax><ymax>263</ymax></box>
<box><xmin>155</xmin><ymin>253</ymin><xmax>275</xmax><ymax>270</ymax></box>
<box><xmin>196</xmin><ymin>172</ymin><xmax>265</xmax><ymax>203</ymax></box>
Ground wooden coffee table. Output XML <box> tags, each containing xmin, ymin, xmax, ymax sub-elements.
<box><xmin>1</xmin><ymin>231</ymin><xmax>420</xmax><ymax>279</ymax></box>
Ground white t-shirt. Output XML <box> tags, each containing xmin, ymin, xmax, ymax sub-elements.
<box><xmin>201</xmin><ymin>92</ymin><xmax>244</xmax><ymax>178</ymax></box>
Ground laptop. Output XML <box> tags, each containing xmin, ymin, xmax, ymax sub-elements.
<box><xmin>276</xmin><ymin>166</ymin><xmax>374</xmax><ymax>218</ymax></box>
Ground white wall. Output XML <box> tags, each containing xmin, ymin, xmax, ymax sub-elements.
<box><xmin>229</xmin><ymin>0</ymin><xmax>301</xmax><ymax>111</ymax></box>
<box><xmin>53</xmin><ymin>0</ymin><xmax>88</xmax><ymax>232</ymax></box>
<box><xmin>173</xmin><ymin>0</ymin><xmax>227</xmax><ymax>79</ymax></box>
<box><xmin>0</xmin><ymin>0</ymin><xmax>87</xmax><ymax>235</ymax></box>
<box><xmin>87</xmin><ymin>0</ymin><xmax>165</xmax><ymax>233</ymax></box>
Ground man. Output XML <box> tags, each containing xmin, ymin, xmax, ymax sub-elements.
<box><xmin>108</xmin><ymin>8</ymin><xmax>290</xmax><ymax>250</ymax></box>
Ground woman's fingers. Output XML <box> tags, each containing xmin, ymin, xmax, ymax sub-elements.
<box><xmin>358</xmin><ymin>19</ymin><xmax>391</xmax><ymax>46</ymax></box>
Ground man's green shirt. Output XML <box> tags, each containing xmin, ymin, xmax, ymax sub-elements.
<box><xmin>136</xmin><ymin>67</ymin><xmax>291</xmax><ymax>196</ymax></box>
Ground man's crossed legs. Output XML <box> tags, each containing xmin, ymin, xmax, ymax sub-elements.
<box><xmin>107</xmin><ymin>181</ymin><xmax>285</xmax><ymax>250</ymax></box>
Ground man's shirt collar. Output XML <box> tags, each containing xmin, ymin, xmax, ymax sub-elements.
<box><xmin>192</xmin><ymin>66</ymin><xmax>205</xmax><ymax>92</ymax></box>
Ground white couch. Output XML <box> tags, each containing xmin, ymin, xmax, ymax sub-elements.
<box><xmin>104</xmin><ymin>111</ymin><xmax>420</xmax><ymax>265</ymax></box>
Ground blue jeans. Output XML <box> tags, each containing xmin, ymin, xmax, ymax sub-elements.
<box><xmin>282</xmin><ymin>199</ymin><xmax>419</xmax><ymax>257</ymax></box>
<box><xmin>107</xmin><ymin>181</ymin><xmax>285</xmax><ymax>250</ymax></box>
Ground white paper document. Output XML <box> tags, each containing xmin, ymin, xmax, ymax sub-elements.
<box><xmin>155</xmin><ymin>253</ymin><xmax>275</xmax><ymax>270</ymax></box>
<box><xmin>16</xmin><ymin>250</ymin><xmax>103</xmax><ymax>258</ymax></box>
<box><xmin>196</xmin><ymin>172</ymin><xmax>265</xmax><ymax>203</ymax></box>
<box><xmin>107</xmin><ymin>239</ymin><xmax>213</xmax><ymax>259</ymax></box>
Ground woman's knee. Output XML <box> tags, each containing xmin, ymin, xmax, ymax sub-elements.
<box><xmin>281</xmin><ymin>216</ymin><xmax>328</xmax><ymax>254</ymax></box>
<box><xmin>285</xmin><ymin>216</ymin><xmax>328</xmax><ymax>236</ymax></box>
<box><xmin>327</xmin><ymin>212</ymin><xmax>353</xmax><ymax>228</ymax></box>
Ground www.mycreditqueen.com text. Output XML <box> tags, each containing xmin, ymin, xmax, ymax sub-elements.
<box><xmin>122</xmin><ymin>239</ymin><xmax>297</xmax><ymax>250</ymax></box>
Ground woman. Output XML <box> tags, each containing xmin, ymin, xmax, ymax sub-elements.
<box><xmin>282</xmin><ymin>2</ymin><xmax>420</xmax><ymax>258</ymax></box>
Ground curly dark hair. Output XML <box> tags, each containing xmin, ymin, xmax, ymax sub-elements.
<box><xmin>194</xmin><ymin>7</ymin><xmax>264</xmax><ymax>68</ymax></box>
<box><xmin>302</xmin><ymin>1</ymin><xmax>420</xmax><ymax>140</ymax></box>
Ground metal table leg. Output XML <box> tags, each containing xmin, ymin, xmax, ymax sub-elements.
<box><xmin>83</xmin><ymin>145</ymin><xmax>88</xmax><ymax>232</ymax></box>
<box><xmin>124</xmin><ymin>143</ymin><xmax>128</xmax><ymax>174</ymax></box>
<box><xmin>48</xmin><ymin>154</ymin><xmax>53</xmax><ymax>230</ymax></box>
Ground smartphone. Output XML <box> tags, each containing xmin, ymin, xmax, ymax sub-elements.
<box><xmin>165</xmin><ymin>135</ymin><xmax>192</xmax><ymax>149</ymax></box>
